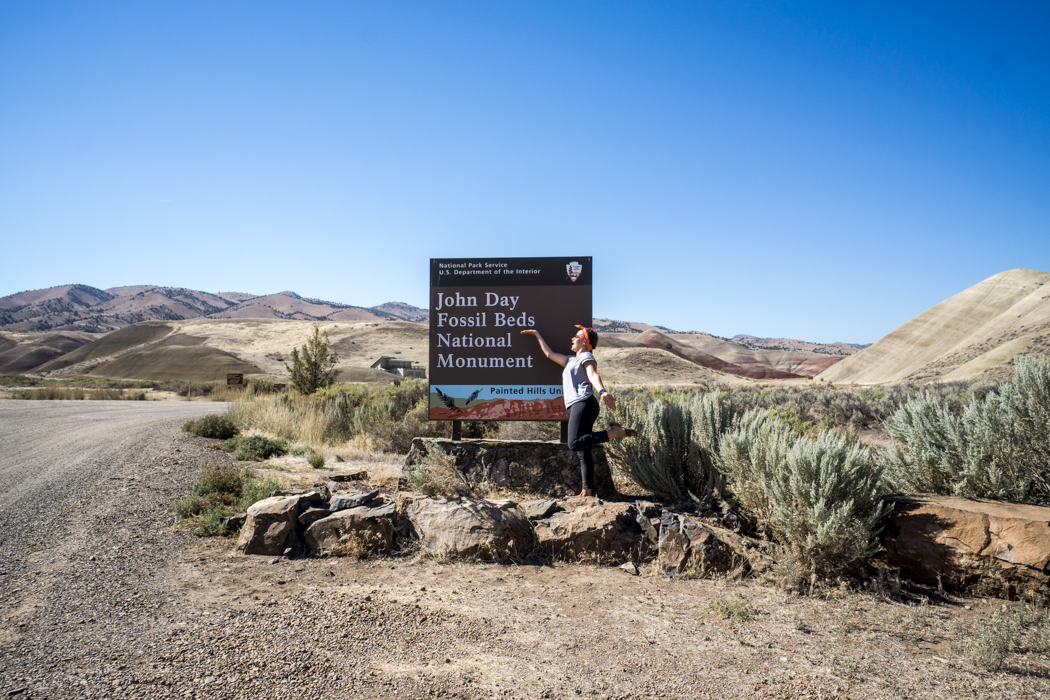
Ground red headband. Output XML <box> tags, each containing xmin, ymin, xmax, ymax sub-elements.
<box><xmin>575</xmin><ymin>325</ymin><xmax>593</xmax><ymax>351</ymax></box>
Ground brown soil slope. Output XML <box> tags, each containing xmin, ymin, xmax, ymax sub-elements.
<box><xmin>0</xmin><ymin>332</ymin><xmax>95</xmax><ymax>373</ymax></box>
<box><xmin>34</xmin><ymin>322</ymin><xmax>175</xmax><ymax>372</ymax></box>
<box><xmin>88</xmin><ymin>346</ymin><xmax>260</xmax><ymax>381</ymax></box>
<box><xmin>818</xmin><ymin>268</ymin><xmax>1050</xmax><ymax>385</ymax></box>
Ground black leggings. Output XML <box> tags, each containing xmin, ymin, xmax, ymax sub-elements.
<box><xmin>567</xmin><ymin>395</ymin><xmax>610</xmax><ymax>491</ymax></box>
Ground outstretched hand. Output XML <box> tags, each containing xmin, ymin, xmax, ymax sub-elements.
<box><xmin>601</xmin><ymin>392</ymin><xmax>617</xmax><ymax>412</ymax></box>
<box><xmin>519</xmin><ymin>329</ymin><xmax>538</xmax><ymax>337</ymax></box>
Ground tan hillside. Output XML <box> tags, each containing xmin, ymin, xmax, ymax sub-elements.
<box><xmin>35</xmin><ymin>319</ymin><xmax>429</xmax><ymax>382</ymax></box>
<box><xmin>593</xmin><ymin>347</ymin><xmax>748</xmax><ymax>386</ymax></box>
<box><xmin>731</xmin><ymin>335</ymin><xmax>865</xmax><ymax>356</ymax></box>
<box><xmin>601</xmin><ymin>330</ymin><xmax>846</xmax><ymax>379</ymax></box>
<box><xmin>817</xmin><ymin>269</ymin><xmax>1050</xmax><ymax>385</ymax></box>
<box><xmin>18</xmin><ymin>316</ymin><xmax>759</xmax><ymax>386</ymax></box>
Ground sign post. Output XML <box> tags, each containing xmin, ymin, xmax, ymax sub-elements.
<box><xmin>429</xmin><ymin>257</ymin><xmax>592</xmax><ymax>424</ymax></box>
<box><xmin>226</xmin><ymin>373</ymin><xmax>244</xmax><ymax>387</ymax></box>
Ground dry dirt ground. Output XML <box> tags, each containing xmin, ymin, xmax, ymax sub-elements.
<box><xmin>1</xmin><ymin>402</ymin><xmax>1048</xmax><ymax>699</ymax></box>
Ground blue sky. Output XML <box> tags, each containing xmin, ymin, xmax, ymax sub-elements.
<box><xmin>1</xmin><ymin>2</ymin><xmax>1047</xmax><ymax>343</ymax></box>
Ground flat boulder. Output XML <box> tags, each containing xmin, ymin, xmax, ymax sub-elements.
<box><xmin>522</xmin><ymin>499</ymin><xmax>559</xmax><ymax>520</ymax></box>
<box><xmin>407</xmin><ymin>497</ymin><xmax>535</xmax><ymax>559</ymax></box>
<box><xmin>882</xmin><ymin>494</ymin><xmax>1050</xmax><ymax>601</ymax></box>
<box><xmin>533</xmin><ymin>498</ymin><xmax>646</xmax><ymax>563</ymax></box>
<box><xmin>330</xmin><ymin>489</ymin><xmax>380</xmax><ymax>512</ymax></box>
<box><xmin>304</xmin><ymin>497</ymin><xmax>398</xmax><ymax>557</ymax></box>
<box><xmin>237</xmin><ymin>495</ymin><xmax>302</xmax><ymax>556</ymax></box>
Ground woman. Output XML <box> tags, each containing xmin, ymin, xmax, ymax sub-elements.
<box><xmin>520</xmin><ymin>325</ymin><xmax>635</xmax><ymax>497</ymax></box>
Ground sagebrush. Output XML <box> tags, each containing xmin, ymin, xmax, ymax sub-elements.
<box><xmin>885</xmin><ymin>356</ymin><xmax>1050</xmax><ymax>505</ymax></box>
<box><xmin>602</xmin><ymin>392</ymin><xmax>730</xmax><ymax>505</ymax></box>
<box><xmin>716</xmin><ymin>409</ymin><xmax>890</xmax><ymax>584</ymax></box>
<box><xmin>182</xmin><ymin>414</ymin><xmax>239</xmax><ymax>440</ymax></box>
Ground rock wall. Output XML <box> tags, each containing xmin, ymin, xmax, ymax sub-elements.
<box><xmin>405</xmin><ymin>437</ymin><xmax>617</xmax><ymax>499</ymax></box>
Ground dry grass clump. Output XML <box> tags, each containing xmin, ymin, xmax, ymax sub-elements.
<box><xmin>227</xmin><ymin>379</ymin><xmax>451</xmax><ymax>451</ymax></box>
<box><xmin>12</xmin><ymin>386</ymin><xmax>148</xmax><ymax>400</ymax></box>
<box><xmin>329</xmin><ymin>527</ymin><xmax>393</xmax><ymax>559</ymax></box>
<box><xmin>404</xmin><ymin>445</ymin><xmax>471</xmax><ymax>498</ymax></box>
<box><xmin>962</xmin><ymin>603</ymin><xmax>1050</xmax><ymax>671</ymax></box>
<box><xmin>709</xmin><ymin>595</ymin><xmax>757</xmax><ymax>622</ymax></box>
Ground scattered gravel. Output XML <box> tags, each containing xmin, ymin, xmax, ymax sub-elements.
<box><xmin>1</xmin><ymin>401</ymin><xmax>1048</xmax><ymax>699</ymax></box>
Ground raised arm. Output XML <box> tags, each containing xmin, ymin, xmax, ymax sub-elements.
<box><xmin>519</xmin><ymin>330</ymin><xmax>568</xmax><ymax>367</ymax></box>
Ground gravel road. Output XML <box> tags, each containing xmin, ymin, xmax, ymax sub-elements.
<box><xmin>1</xmin><ymin>401</ymin><xmax>1047</xmax><ymax>700</ymax></box>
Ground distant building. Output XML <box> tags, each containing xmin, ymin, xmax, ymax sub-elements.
<box><xmin>370</xmin><ymin>356</ymin><xmax>426</xmax><ymax>379</ymax></box>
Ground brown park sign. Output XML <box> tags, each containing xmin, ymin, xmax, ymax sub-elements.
<box><xmin>429</xmin><ymin>256</ymin><xmax>592</xmax><ymax>421</ymax></box>
<box><xmin>226</xmin><ymin>373</ymin><xmax>244</xmax><ymax>386</ymax></box>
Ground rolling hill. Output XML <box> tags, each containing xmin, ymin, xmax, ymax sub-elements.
<box><xmin>817</xmin><ymin>269</ymin><xmax>1050</xmax><ymax>385</ymax></box>
<box><xmin>0</xmin><ymin>283</ymin><xmax>872</xmax><ymax>384</ymax></box>
<box><xmin>0</xmin><ymin>284</ymin><xmax>427</xmax><ymax>333</ymax></box>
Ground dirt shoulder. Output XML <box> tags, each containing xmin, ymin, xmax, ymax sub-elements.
<box><xmin>0</xmin><ymin>402</ymin><xmax>1047</xmax><ymax>699</ymax></box>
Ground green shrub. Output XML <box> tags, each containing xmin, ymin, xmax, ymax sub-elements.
<box><xmin>308</xmin><ymin>453</ymin><xmax>325</xmax><ymax>469</ymax></box>
<box><xmin>885</xmin><ymin>356</ymin><xmax>1050</xmax><ymax>505</ymax></box>
<box><xmin>173</xmin><ymin>464</ymin><xmax>283</xmax><ymax>537</ymax></box>
<box><xmin>182</xmin><ymin>414</ymin><xmax>240</xmax><ymax>440</ymax></box>
<box><xmin>239</xmin><ymin>474</ymin><xmax>283</xmax><ymax>506</ymax></box>
<box><xmin>0</xmin><ymin>374</ymin><xmax>42</xmax><ymax>387</ymax></box>
<box><xmin>192</xmin><ymin>508</ymin><xmax>235</xmax><ymax>537</ymax></box>
<box><xmin>716</xmin><ymin>409</ymin><xmax>890</xmax><ymax>584</ymax></box>
<box><xmin>287</xmin><ymin>325</ymin><xmax>339</xmax><ymax>394</ymax></box>
<box><xmin>173</xmin><ymin>492</ymin><xmax>238</xmax><ymax>519</ymax></box>
<box><xmin>217</xmin><ymin>435</ymin><xmax>289</xmax><ymax>461</ymax></box>
<box><xmin>193</xmin><ymin>462</ymin><xmax>245</xmax><ymax>496</ymax></box>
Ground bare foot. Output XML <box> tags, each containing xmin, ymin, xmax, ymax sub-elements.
<box><xmin>578</xmin><ymin>489</ymin><xmax>594</xmax><ymax>498</ymax></box>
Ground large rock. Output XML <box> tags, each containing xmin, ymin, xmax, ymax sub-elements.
<box><xmin>533</xmin><ymin>498</ymin><xmax>646</xmax><ymax>563</ymax></box>
<box><xmin>407</xmin><ymin>497</ymin><xmax>536</xmax><ymax>559</ymax></box>
<box><xmin>236</xmin><ymin>495</ymin><xmax>303</xmax><ymax>556</ymax></box>
<box><xmin>304</xmin><ymin>498</ymin><xmax>397</xmax><ymax>557</ymax></box>
<box><xmin>658</xmin><ymin>512</ymin><xmax>733</xmax><ymax>576</ymax></box>
<box><xmin>405</xmin><ymin>438</ymin><xmax>617</xmax><ymax>499</ymax></box>
<box><xmin>882</xmin><ymin>494</ymin><xmax>1050</xmax><ymax>601</ymax></box>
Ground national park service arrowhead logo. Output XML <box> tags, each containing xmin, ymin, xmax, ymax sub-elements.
<box><xmin>566</xmin><ymin>261</ymin><xmax>583</xmax><ymax>282</ymax></box>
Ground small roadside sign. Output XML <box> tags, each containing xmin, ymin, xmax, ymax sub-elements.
<box><xmin>226</xmin><ymin>373</ymin><xmax>244</xmax><ymax>386</ymax></box>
